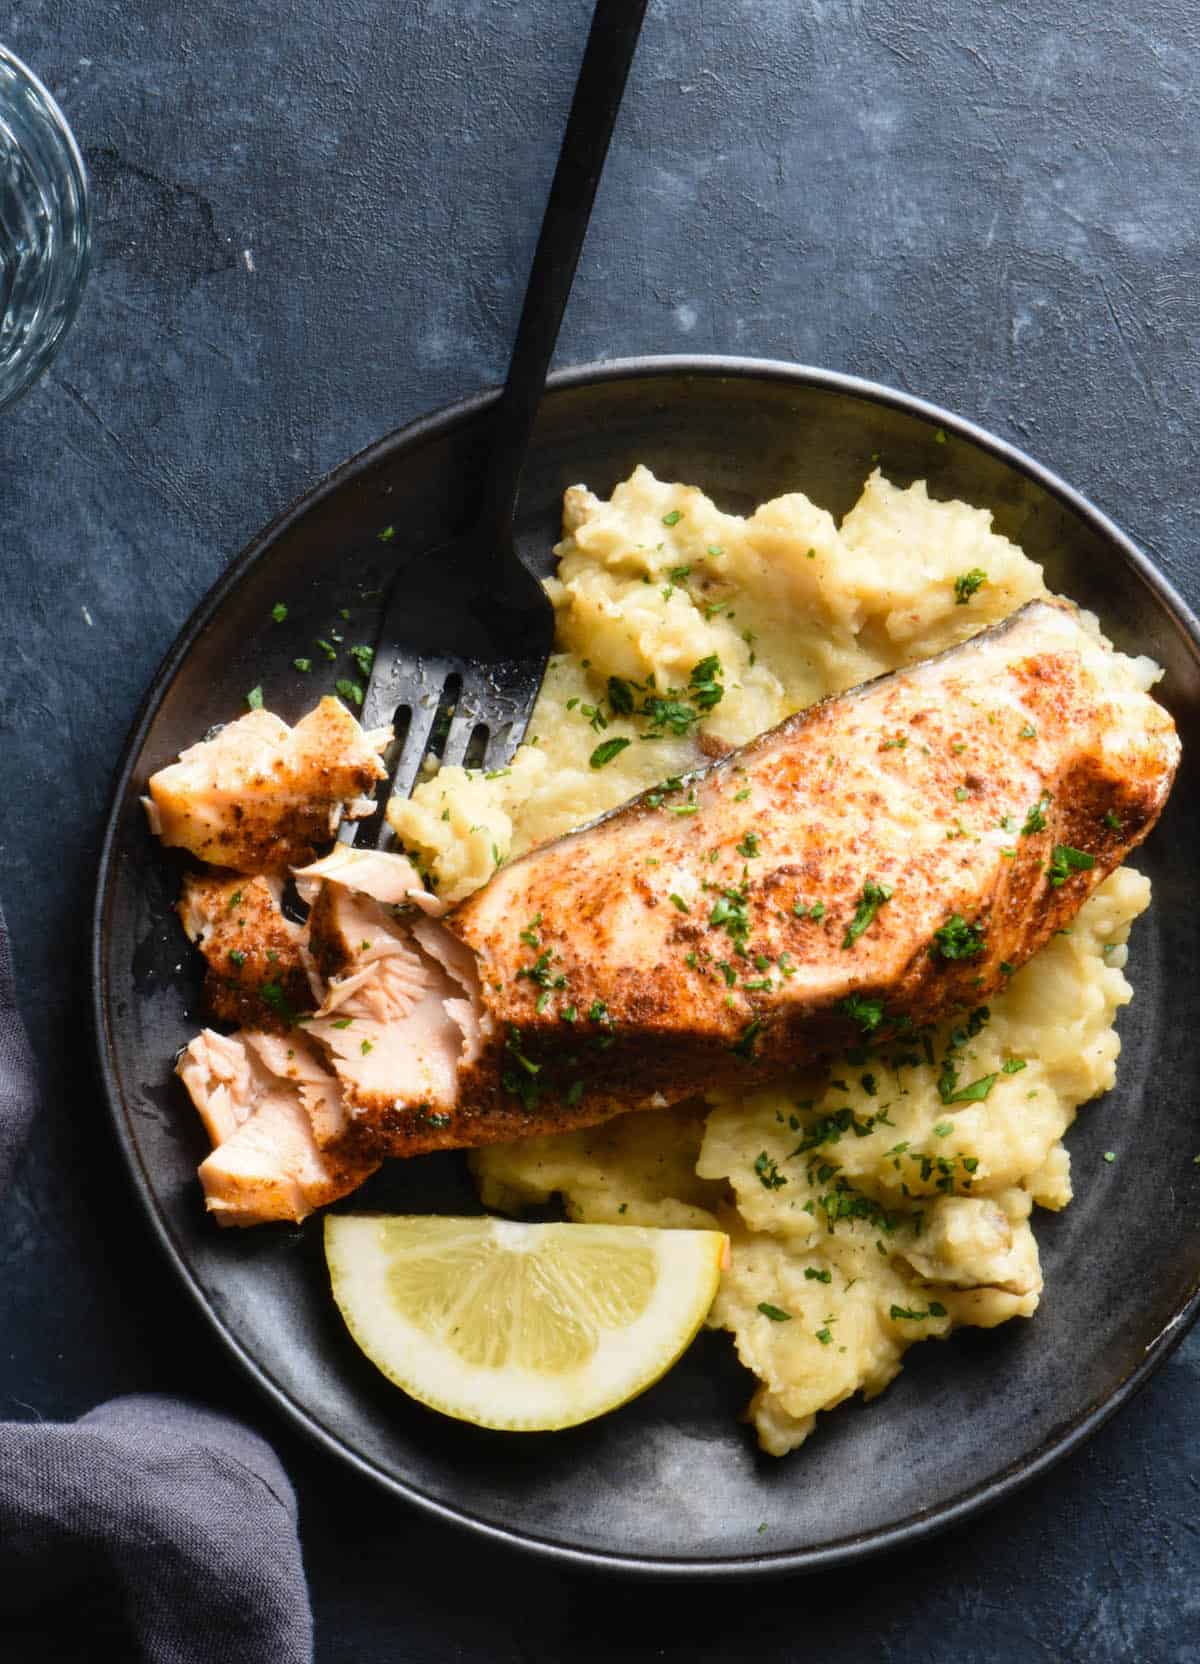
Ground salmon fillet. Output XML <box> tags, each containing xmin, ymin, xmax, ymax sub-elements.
<box><xmin>144</xmin><ymin>697</ymin><xmax>391</xmax><ymax>873</ymax></box>
<box><xmin>332</xmin><ymin>599</ymin><xmax>1178</xmax><ymax>1159</ymax></box>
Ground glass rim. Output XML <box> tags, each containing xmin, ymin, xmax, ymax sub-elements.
<box><xmin>0</xmin><ymin>42</ymin><xmax>90</xmax><ymax>207</ymax></box>
<box><xmin>0</xmin><ymin>41</ymin><xmax>92</xmax><ymax>411</ymax></box>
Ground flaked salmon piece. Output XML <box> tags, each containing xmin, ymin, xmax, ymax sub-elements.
<box><xmin>330</xmin><ymin>599</ymin><xmax>1178</xmax><ymax>1160</ymax></box>
<box><xmin>178</xmin><ymin>872</ymin><xmax>318</xmax><ymax>1031</ymax></box>
<box><xmin>241</xmin><ymin>1031</ymin><xmax>350</xmax><ymax>1148</ymax></box>
<box><xmin>144</xmin><ymin>696</ymin><xmax>391</xmax><ymax>874</ymax></box>
<box><xmin>176</xmin><ymin>1027</ymin><xmax>256</xmax><ymax>1147</ymax></box>
<box><xmin>305</xmin><ymin>878</ymin><xmax>432</xmax><ymax>1004</ymax></box>
<box><xmin>176</xmin><ymin>1028</ymin><xmax>378</xmax><ymax>1225</ymax></box>
<box><xmin>293</xmin><ymin>847</ymin><xmax>445</xmax><ymax>916</ymax></box>
<box><xmin>302</xmin><ymin>893</ymin><xmax>470</xmax><ymax>1146</ymax></box>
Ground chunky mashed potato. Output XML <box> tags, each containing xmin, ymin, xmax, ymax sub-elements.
<box><xmin>387</xmin><ymin>465</ymin><xmax>1156</xmax><ymax>1455</ymax></box>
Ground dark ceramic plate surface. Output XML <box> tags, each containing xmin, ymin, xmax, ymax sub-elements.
<box><xmin>93</xmin><ymin>357</ymin><xmax>1200</xmax><ymax>1575</ymax></box>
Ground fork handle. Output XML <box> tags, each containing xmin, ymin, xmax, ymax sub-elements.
<box><xmin>478</xmin><ymin>0</ymin><xmax>650</xmax><ymax>550</ymax></box>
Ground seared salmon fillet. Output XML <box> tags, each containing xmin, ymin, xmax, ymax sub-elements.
<box><xmin>144</xmin><ymin>696</ymin><xmax>391</xmax><ymax>873</ymax></box>
<box><xmin>334</xmin><ymin>600</ymin><xmax>1178</xmax><ymax>1159</ymax></box>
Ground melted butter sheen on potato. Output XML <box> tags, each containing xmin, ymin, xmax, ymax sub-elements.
<box><xmin>388</xmin><ymin>464</ymin><xmax>1157</xmax><ymax>1455</ymax></box>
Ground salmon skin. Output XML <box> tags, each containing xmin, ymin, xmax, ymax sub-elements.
<box><xmin>341</xmin><ymin>599</ymin><xmax>1179</xmax><ymax>1159</ymax></box>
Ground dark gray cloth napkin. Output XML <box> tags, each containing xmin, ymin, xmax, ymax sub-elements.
<box><xmin>0</xmin><ymin>900</ymin><xmax>314</xmax><ymax>1662</ymax></box>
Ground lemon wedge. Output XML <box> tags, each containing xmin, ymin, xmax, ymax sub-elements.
<box><xmin>324</xmin><ymin>1214</ymin><xmax>729</xmax><ymax>1431</ymax></box>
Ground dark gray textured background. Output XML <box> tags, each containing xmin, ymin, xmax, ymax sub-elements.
<box><xmin>2</xmin><ymin>0</ymin><xmax>1198</xmax><ymax>1656</ymax></box>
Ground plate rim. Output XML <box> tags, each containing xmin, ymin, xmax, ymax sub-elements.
<box><xmin>91</xmin><ymin>352</ymin><xmax>1200</xmax><ymax>1577</ymax></box>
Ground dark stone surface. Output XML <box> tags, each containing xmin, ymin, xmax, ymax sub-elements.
<box><xmin>1</xmin><ymin>0</ymin><xmax>1197</xmax><ymax>1655</ymax></box>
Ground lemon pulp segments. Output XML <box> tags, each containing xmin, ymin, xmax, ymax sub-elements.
<box><xmin>325</xmin><ymin>1216</ymin><xmax>728</xmax><ymax>1431</ymax></box>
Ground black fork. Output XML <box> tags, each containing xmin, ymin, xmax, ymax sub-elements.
<box><xmin>355</xmin><ymin>0</ymin><xmax>649</xmax><ymax>844</ymax></box>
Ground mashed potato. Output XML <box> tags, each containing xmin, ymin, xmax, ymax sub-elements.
<box><xmin>388</xmin><ymin>464</ymin><xmax>1156</xmax><ymax>1454</ymax></box>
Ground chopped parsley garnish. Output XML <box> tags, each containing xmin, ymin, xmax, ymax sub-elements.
<box><xmin>643</xmin><ymin>776</ymin><xmax>679</xmax><ymax>807</ymax></box>
<box><xmin>999</xmin><ymin>960</ymin><xmax>1015</xmax><ymax>976</ymax></box>
<box><xmin>590</xmin><ymin>736</ymin><xmax>631</xmax><ymax>769</ymax></box>
<box><xmin>335</xmin><ymin>677</ymin><xmax>364</xmax><ymax>707</ymax></box>
<box><xmin>667</xmin><ymin>563</ymin><xmax>692</xmax><ymax>585</ymax></box>
<box><xmin>332</xmin><ymin>1017</ymin><xmax>353</xmax><ymax>1029</ymax></box>
<box><xmin>1103</xmin><ymin>809</ymin><xmax>1123</xmax><ymax>831</ymax></box>
<box><xmin>936</xmin><ymin>1007</ymin><xmax>994</xmax><ymax>1104</ymax></box>
<box><xmin>710</xmin><ymin>881</ymin><xmax>750</xmax><ymax>953</ymax></box>
<box><xmin>731</xmin><ymin>1018</ymin><xmax>763</xmax><ymax>1060</ymax></box>
<box><xmin>1022</xmin><ymin>795</ymin><xmax>1050</xmax><ymax>835</ymax></box>
<box><xmin>587</xmin><ymin>1000</ymin><xmax>611</xmax><ymax>1026</ymax></box>
<box><xmin>260</xmin><ymin>980</ymin><xmax>299</xmax><ymax>1025</ymax></box>
<box><xmin>228</xmin><ymin>949</ymin><xmax>246</xmax><ymax>969</ymax></box>
<box><xmin>941</xmin><ymin>1071</ymin><xmax>997</xmax><ymax>1105</ymax></box>
<box><xmin>661</xmin><ymin>509</ymin><xmax>682</xmax><ymax>526</ymax></box>
<box><xmin>793</xmin><ymin>899</ymin><xmax>826</xmax><ymax>921</ymax></box>
<box><xmin>816</xmin><ymin>1178</ymin><xmax>898</xmax><ymax>1235</ymax></box>
<box><xmin>689</xmin><ymin>655</ymin><xmax>724</xmax><ymax>712</ymax></box>
<box><xmin>815</xmin><ymin>1326</ymin><xmax>834</xmax><ymax>1345</ymax></box>
<box><xmin>350</xmin><ymin>644</ymin><xmax>374</xmax><ymax>677</ymax></box>
<box><xmin>293</xmin><ymin>657</ymin><xmax>312</xmax><ymax>672</ymax></box>
<box><xmin>804</xmin><ymin>1267</ymin><xmax>832</xmax><ymax>1283</ymax></box>
<box><xmin>271</xmin><ymin>601</ymin><xmax>288</xmax><ymax>623</ymax></box>
<box><xmin>736</xmin><ymin>831</ymin><xmax>760</xmax><ymax>858</ymax></box>
<box><xmin>245</xmin><ymin>686</ymin><xmax>264</xmax><ymax>710</ymax></box>
<box><xmin>360</xmin><ymin>1039</ymin><xmax>373</xmax><ymax>1055</ymax></box>
<box><xmin>953</xmin><ymin>568</ymin><xmax>987</xmax><ymax>605</ymax></box>
<box><xmin>426</xmin><ymin>1112</ymin><xmax>452</xmax><ymax>1129</ymax></box>
<box><xmin>931</xmin><ymin>914</ymin><xmax>985</xmax><ymax>961</ymax></box>
<box><xmin>641</xmin><ymin>695</ymin><xmax>698</xmax><ymax>737</ymax></box>
<box><xmin>838</xmin><ymin>993</ymin><xmax>885</xmax><ymax>1035</ymax></box>
<box><xmin>226</xmin><ymin>889</ymin><xmax>243</xmax><ymax>910</ymax></box>
<box><xmin>502</xmin><ymin>1028</ymin><xmax>543</xmax><ymax>1109</ymax></box>
<box><xmin>890</xmin><ymin>1303</ymin><xmax>947</xmax><ymax>1320</ymax></box>
<box><xmin>566</xmin><ymin>1081</ymin><xmax>585</xmax><ymax>1106</ymax></box>
<box><xmin>933</xmin><ymin>1121</ymin><xmax>953</xmax><ymax>1137</ymax></box>
<box><xmin>842</xmin><ymin>879</ymin><xmax>894</xmax><ymax>949</ymax></box>
<box><xmin>1001</xmin><ymin>1057</ymin><xmax>1027</xmax><ymax>1075</ymax></box>
<box><xmin>668</xmin><ymin>893</ymin><xmax>690</xmax><ymax>913</ymax></box>
<box><xmin>757</xmin><ymin>1302</ymin><xmax>792</xmax><ymax>1322</ymax></box>
<box><xmin>734</xmin><ymin>787</ymin><xmax>751</xmax><ymax>801</ymax></box>
<box><xmin>519</xmin><ymin>914</ymin><xmax>542</xmax><ymax>949</ymax></box>
<box><xmin>316</xmin><ymin>638</ymin><xmax>337</xmax><ymax>661</ymax></box>
<box><xmin>516</xmin><ymin>950</ymin><xmax>566</xmax><ymax>993</ymax></box>
<box><xmin>607</xmin><ymin>676</ymin><xmax>635</xmax><ymax>715</ymax></box>
<box><xmin>1047</xmin><ymin>844</ymin><xmax>1095</xmax><ymax>885</ymax></box>
<box><xmin>754</xmin><ymin>1151</ymin><xmax>787</xmax><ymax>1190</ymax></box>
<box><xmin>1103</xmin><ymin>1150</ymin><xmax>1116</xmax><ymax>1163</ymax></box>
<box><xmin>1019</xmin><ymin>723</ymin><xmax>1036</xmax><ymax>739</ymax></box>
<box><xmin>787</xmin><ymin>1107</ymin><xmax>882</xmax><ymax>1156</ymax></box>
<box><xmin>377</xmin><ymin>524</ymin><xmax>396</xmax><ymax>542</ymax></box>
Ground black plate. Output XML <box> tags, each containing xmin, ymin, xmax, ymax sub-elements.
<box><xmin>92</xmin><ymin>356</ymin><xmax>1200</xmax><ymax>1576</ymax></box>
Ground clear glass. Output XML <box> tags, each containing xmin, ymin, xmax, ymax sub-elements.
<box><xmin>0</xmin><ymin>45</ymin><xmax>90</xmax><ymax>412</ymax></box>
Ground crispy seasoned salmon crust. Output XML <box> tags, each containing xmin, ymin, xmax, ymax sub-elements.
<box><xmin>339</xmin><ymin>600</ymin><xmax>1178</xmax><ymax>1158</ymax></box>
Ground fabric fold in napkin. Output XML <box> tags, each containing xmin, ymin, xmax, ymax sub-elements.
<box><xmin>0</xmin><ymin>899</ymin><xmax>313</xmax><ymax>1663</ymax></box>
